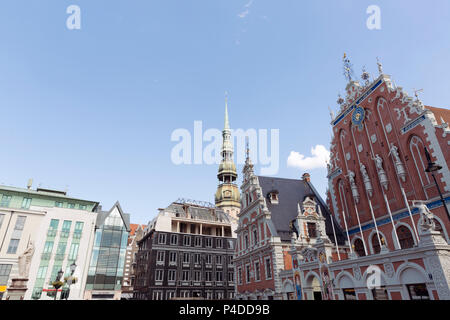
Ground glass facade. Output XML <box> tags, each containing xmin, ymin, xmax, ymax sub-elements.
<box><xmin>86</xmin><ymin>210</ymin><xmax>128</xmax><ymax>291</ymax></box>
<box><xmin>31</xmin><ymin>219</ymin><xmax>85</xmax><ymax>300</ymax></box>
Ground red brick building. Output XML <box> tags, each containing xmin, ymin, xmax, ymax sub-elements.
<box><xmin>290</xmin><ymin>59</ymin><xmax>450</xmax><ymax>300</ymax></box>
<box><xmin>234</xmin><ymin>149</ymin><xmax>345</xmax><ymax>300</ymax></box>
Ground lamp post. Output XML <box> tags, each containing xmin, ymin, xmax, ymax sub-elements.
<box><xmin>52</xmin><ymin>269</ymin><xmax>64</xmax><ymax>301</ymax></box>
<box><xmin>424</xmin><ymin>147</ymin><xmax>450</xmax><ymax>221</ymax></box>
<box><xmin>65</xmin><ymin>262</ymin><xmax>77</xmax><ymax>300</ymax></box>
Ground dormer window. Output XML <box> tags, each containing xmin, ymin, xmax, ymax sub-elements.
<box><xmin>268</xmin><ymin>191</ymin><xmax>279</xmax><ymax>204</ymax></box>
<box><xmin>307</xmin><ymin>222</ymin><xmax>317</xmax><ymax>238</ymax></box>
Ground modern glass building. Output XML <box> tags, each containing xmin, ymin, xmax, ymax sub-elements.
<box><xmin>85</xmin><ymin>202</ymin><xmax>130</xmax><ymax>300</ymax></box>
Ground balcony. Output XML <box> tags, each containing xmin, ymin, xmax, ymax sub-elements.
<box><xmin>193</xmin><ymin>281</ymin><xmax>202</xmax><ymax>286</ymax></box>
<box><xmin>182</xmin><ymin>263</ymin><xmax>190</xmax><ymax>268</ymax></box>
<box><xmin>205</xmin><ymin>281</ymin><xmax>213</xmax><ymax>286</ymax></box>
<box><xmin>205</xmin><ymin>264</ymin><xmax>212</xmax><ymax>269</ymax></box>
<box><xmin>168</xmin><ymin>280</ymin><xmax>176</xmax><ymax>286</ymax></box>
<box><xmin>216</xmin><ymin>281</ymin><xmax>223</xmax><ymax>286</ymax></box>
<box><xmin>228</xmin><ymin>281</ymin><xmax>235</xmax><ymax>286</ymax></box>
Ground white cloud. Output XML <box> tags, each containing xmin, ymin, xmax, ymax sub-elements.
<box><xmin>287</xmin><ymin>145</ymin><xmax>330</xmax><ymax>170</ymax></box>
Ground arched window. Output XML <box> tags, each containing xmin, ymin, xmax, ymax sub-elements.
<box><xmin>397</xmin><ymin>225</ymin><xmax>414</xmax><ymax>249</ymax></box>
<box><xmin>409</xmin><ymin>136</ymin><xmax>431</xmax><ymax>198</ymax></box>
<box><xmin>354</xmin><ymin>238</ymin><xmax>366</xmax><ymax>257</ymax></box>
<box><xmin>371</xmin><ymin>233</ymin><xmax>385</xmax><ymax>254</ymax></box>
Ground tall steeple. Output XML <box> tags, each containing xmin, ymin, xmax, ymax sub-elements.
<box><xmin>215</xmin><ymin>94</ymin><xmax>241</xmax><ymax>221</ymax></box>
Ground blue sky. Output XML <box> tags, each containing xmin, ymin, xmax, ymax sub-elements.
<box><xmin>1</xmin><ymin>1</ymin><xmax>449</xmax><ymax>224</ymax></box>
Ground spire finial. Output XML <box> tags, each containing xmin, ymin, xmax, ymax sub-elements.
<box><xmin>343</xmin><ymin>53</ymin><xmax>354</xmax><ymax>82</ymax></box>
<box><xmin>224</xmin><ymin>91</ymin><xmax>230</xmax><ymax>130</ymax></box>
<box><xmin>376</xmin><ymin>57</ymin><xmax>383</xmax><ymax>75</ymax></box>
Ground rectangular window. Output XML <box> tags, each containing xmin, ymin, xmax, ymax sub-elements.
<box><xmin>307</xmin><ymin>222</ymin><xmax>317</xmax><ymax>238</ymax></box>
<box><xmin>0</xmin><ymin>264</ymin><xmax>12</xmax><ymax>285</ymax></box>
<box><xmin>68</xmin><ymin>203</ymin><xmax>75</xmax><ymax>209</ymax></box>
<box><xmin>194</xmin><ymin>236</ymin><xmax>201</xmax><ymax>247</ymax></box>
<box><xmin>194</xmin><ymin>253</ymin><xmax>200</xmax><ymax>264</ymax></box>
<box><xmin>205</xmin><ymin>271</ymin><xmax>212</xmax><ymax>282</ymax></box>
<box><xmin>74</xmin><ymin>221</ymin><xmax>84</xmax><ymax>239</ymax></box>
<box><xmin>55</xmin><ymin>201</ymin><xmax>63</xmax><ymax>208</ymax></box>
<box><xmin>36</xmin><ymin>266</ymin><xmax>48</xmax><ymax>279</ymax></box>
<box><xmin>227</xmin><ymin>239</ymin><xmax>234</xmax><ymax>250</ymax></box>
<box><xmin>228</xmin><ymin>271</ymin><xmax>234</xmax><ymax>282</ymax></box>
<box><xmin>216</xmin><ymin>271</ymin><xmax>223</xmax><ymax>282</ymax></box>
<box><xmin>183</xmin><ymin>253</ymin><xmax>190</xmax><ymax>264</ymax></box>
<box><xmin>170</xmin><ymin>234</ymin><xmax>178</xmax><ymax>245</ymax></box>
<box><xmin>216</xmin><ymin>255</ymin><xmax>223</xmax><ymax>265</ymax></box>
<box><xmin>194</xmin><ymin>271</ymin><xmax>201</xmax><ymax>282</ymax></box>
<box><xmin>43</xmin><ymin>241</ymin><xmax>54</xmax><ymax>254</ymax></box>
<box><xmin>216</xmin><ymin>238</ymin><xmax>223</xmax><ymax>248</ymax></box>
<box><xmin>246</xmin><ymin>265</ymin><xmax>251</xmax><ymax>283</ymax></box>
<box><xmin>156</xmin><ymin>251</ymin><xmax>165</xmax><ymax>263</ymax></box>
<box><xmin>265</xmin><ymin>257</ymin><xmax>272</xmax><ymax>280</ymax></box>
<box><xmin>254</xmin><ymin>261</ymin><xmax>261</xmax><ymax>281</ymax></box>
<box><xmin>166</xmin><ymin>291</ymin><xmax>176</xmax><ymax>299</ymax></box>
<box><xmin>158</xmin><ymin>233</ymin><xmax>166</xmax><ymax>244</ymax></box>
<box><xmin>68</xmin><ymin>243</ymin><xmax>79</xmax><ymax>260</ymax></box>
<box><xmin>0</xmin><ymin>195</ymin><xmax>12</xmax><ymax>207</ymax></box>
<box><xmin>7</xmin><ymin>216</ymin><xmax>26</xmax><ymax>254</ymax></box>
<box><xmin>206</xmin><ymin>254</ymin><xmax>212</xmax><ymax>264</ymax></box>
<box><xmin>169</xmin><ymin>251</ymin><xmax>177</xmax><ymax>263</ymax></box>
<box><xmin>155</xmin><ymin>270</ymin><xmax>164</xmax><ymax>281</ymax></box>
<box><xmin>79</xmin><ymin>204</ymin><xmax>87</xmax><ymax>210</ymax></box>
<box><xmin>152</xmin><ymin>290</ymin><xmax>163</xmax><ymax>300</ymax></box>
<box><xmin>343</xmin><ymin>288</ymin><xmax>357</xmax><ymax>300</ymax></box>
<box><xmin>205</xmin><ymin>238</ymin><xmax>212</xmax><ymax>247</ymax></box>
<box><xmin>237</xmin><ymin>267</ymin><xmax>242</xmax><ymax>285</ymax></box>
<box><xmin>21</xmin><ymin>197</ymin><xmax>32</xmax><ymax>209</ymax></box>
<box><xmin>407</xmin><ymin>283</ymin><xmax>430</xmax><ymax>300</ymax></box>
<box><xmin>183</xmin><ymin>235</ymin><xmax>191</xmax><ymax>246</ymax></box>
<box><xmin>182</xmin><ymin>270</ymin><xmax>189</xmax><ymax>281</ymax></box>
<box><xmin>168</xmin><ymin>269</ymin><xmax>176</xmax><ymax>281</ymax></box>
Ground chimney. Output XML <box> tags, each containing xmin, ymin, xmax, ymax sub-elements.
<box><xmin>302</xmin><ymin>173</ymin><xmax>311</xmax><ymax>182</ymax></box>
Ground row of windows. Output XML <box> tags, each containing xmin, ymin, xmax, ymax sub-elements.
<box><xmin>237</xmin><ymin>257</ymin><xmax>272</xmax><ymax>284</ymax></box>
<box><xmin>154</xmin><ymin>269</ymin><xmax>234</xmax><ymax>282</ymax></box>
<box><xmin>156</xmin><ymin>251</ymin><xmax>233</xmax><ymax>265</ymax></box>
<box><xmin>0</xmin><ymin>194</ymin><xmax>88</xmax><ymax>210</ymax></box>
<box><xmin>144</xmin><ymin>290</ymin><xmax>234</xmax><ymax>300</ymax></box>
<box><xmin>155</xmin><ymin>233</ymin><xmax>234</xmax><ymax>249</ymax></box>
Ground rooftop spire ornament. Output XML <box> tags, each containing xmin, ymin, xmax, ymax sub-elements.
<box><xmin>361</xmin><ymin>66</ymin><xmax>370</xmax><ymax>86</ymax></box>
<box><xmin>376</xmin><ymin>57</ymin><xmax>383</xmax><ymax>75</ymax></box>
<box><xmin>337</xmin><ymin>93</ymin><xmax>344</xmax><ymax>105</ymax></box>
<box><xmin>343</xmin><ymin>53</ymin><xmax>354</xmax><ymax>82</ymax></box>
<box><xmin>413</xmin><ymin>88</ymin><xmax>424</xmax><ymax>101</ymax></box>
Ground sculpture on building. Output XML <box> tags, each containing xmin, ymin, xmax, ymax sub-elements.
<box><xmin>372</xmin><ymin>154</ymin><xmax>389</xmax><ymax>190</ymax></box>
<box><xmin>389</xmin><ymin>144</ymin><xmax>406</xmax><ymax>182</ymax></box>
<box><xmin>360</xmin><ymin>163</ymin><xmax>373</xmax><ymax>197</ymax></box>
<box><xmin>347</xmin><ymin>170</ymin><xmax>360</xmax><ymax>203</ymax></box>
<box><xmin>413</xmin><ymin>201</ymin><xmax>435</xmax><ymax>233</ymax></box>
<box><xmin>18</xmin><ymin>240</ymin><xmax>35</xmax><ymax>278</ymax></box>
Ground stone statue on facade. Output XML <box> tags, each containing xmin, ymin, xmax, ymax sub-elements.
<box><xmin>389</xmin><ymin>144</ymin><xmax>406</xmax><ymax>182</ymax></box>
<box><xmin>18</xmin><ymin>240</ymin><xmax>35</xmax><ymax>278</ymax></box>
<box><xmin>372</xmin><ymin>154</ymin><xmax>389</xmax><ymax>190</ymax></box>
<box><xmin>347</xmin><ymin>170</ymin><xmax>360</xmax><ymax>203</ymax></box>
<box><xmin>413</xmin><ymin>201</ymin><xmax>435</xmax><ymax>233</ymax></box>
<box><xmin>360</xmin><ymin>163</ymin><xmax>373</xmax><ymax>197</ymax></box>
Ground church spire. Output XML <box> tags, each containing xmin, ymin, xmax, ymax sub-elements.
<box><xmin>215</xmin><ymin>93</ymin><xmax>241</xmax><ymax>221</ymax></box>
<box><xmin>224</xmin><ymin>92</ymin><xmax>230</xmax><ymax>130</ymax></box>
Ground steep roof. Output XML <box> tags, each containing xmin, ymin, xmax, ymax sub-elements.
<box><xmin>129</xmin><ymin>223</ymin><xmax>146</xmax><ymax>236</ymax></box>
<box><xmin>425</xmin><ymin>105</ymin><xmax>450</xmax><ymax>124</ymax></box>
<box><xmin>95</xmin><ymin>201</ymin><xmax>131</xmax><ymax>232</ymax></box>
<box><xmin>257</xmin><ymin>176</ymin><xmax>345</xmax><ymax>244</ymax></box>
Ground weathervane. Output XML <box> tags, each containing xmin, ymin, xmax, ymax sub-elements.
<box><xmin>376</xmin><ymin>57</ymin><xmax>383</xmax><ymax>75</ymax></box>
<box><xmin>343</xmin><ymin>53</ymin><xmax>354</xmax><ymax>82</ymax></box>
<box><xmin>413</xmin><ymin>88</ymin><xmax>424</xmax><ymax>100</ymax></box>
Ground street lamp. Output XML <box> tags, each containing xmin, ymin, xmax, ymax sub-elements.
<box><xmin>64</xmin><ymin>262</ymin><xmax>77</xmax><ymax>300</ymax></box>
<box><xmin>52</xmin><ymin>269</ymin><xmax>64</xmax><ymax>300</ymax></box>
<box><xmin>424</xmin><ymin>147</ymin><xmax>450</xmax><ymax>221</ymax></box>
